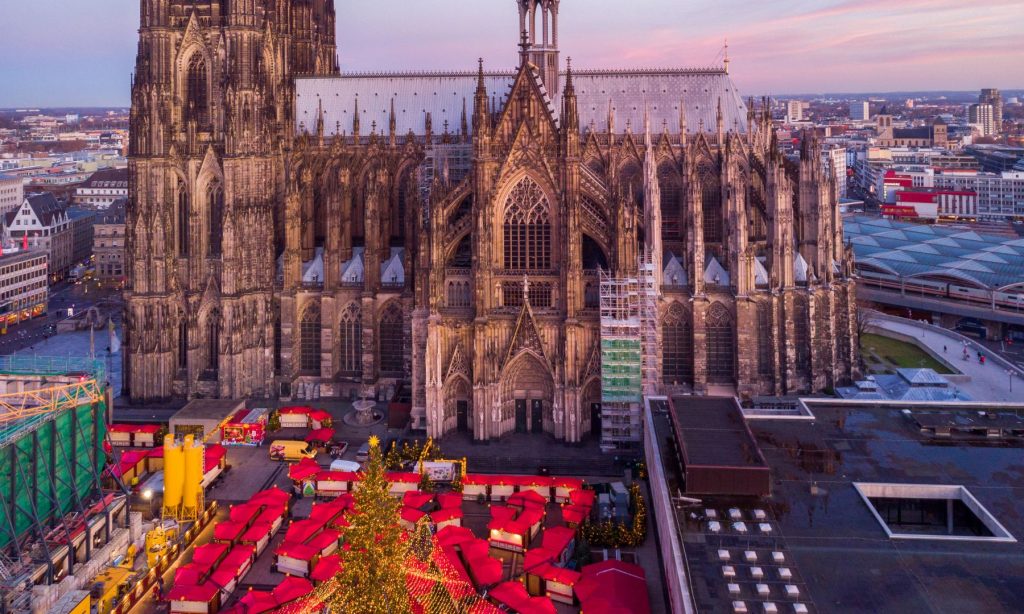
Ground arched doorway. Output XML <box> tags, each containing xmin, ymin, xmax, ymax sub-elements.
<box><xmin>444</xmin><ymin>376</ymin><xmax>472</xmax><ymax>435</ymax></box>
<box><xmin>501</xmin><ymin>352</ymin><xmax>554</xmax><ymax>435</ymax></box>
<box><xmin>581</xmin><ymin>378</ymin><xmax>602</xmax><ymax>439</ymax></box>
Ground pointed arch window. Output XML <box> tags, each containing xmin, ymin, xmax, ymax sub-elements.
<box><xmin>793</xmin><ymin>297</ymin><xmax>810</xmax><ymax>370</ymax></box>
<box><xmin>178</xmin><ymin>319</ymin><xmax>188</xmax><ymax>370</ymax></box>
<box><xmin>379</xmin><ymin>303</ymin><xmax>404</xmax><ymax>375</ymax></box>
<box><xmin>658</xmin><ymin>165</ymin><xmax>682</xmax><ymax>240</ymax></box>
<box><xmin>338</xmin><ymin>303</ymin><xmax>362</xmax><ymax>376</ymax></box>
<box><xmin>177</xmin><ymin>183</ymin><xmax>190</xmax><ymax>257</ymax></box>
<box><xmin>503</xmin><ymin>178</ymin><xmax>551</xmax><ymax>271</ymax></box>
<box><xmin>663</xmin><ymin>303</ymin><xmax>694</xmax><ymax>385</ymax></box>
<box><xmin>706</xmin><ymin>303</ymin><xmax>735</xmax><ymax>383</ymax></box>
<box><xmin>207</xmin><ymin>311</ymin><xmax>220</xmax><ymax>374</ymax></box>
<box><xmin>758</xmin><ymin>302</ymin><xmax>773</xmax><ymax>376</ymax></box>
<box><xmin>185</xmin><ymin>53</ymin><xmax>210</xmax><ymax>129</ymax></box>
<box><xmin>700</xmin><ymin>166</ymin><xmax>723</xmax><ymax>244</ymax></box>
<box><xmin>207</xmin><ymin>181</ymin><xmax>224</xmax><ymax>257</ymax></box>
<box><xmin>299</xmin><ymin>303</ymin><xmax>322</xmax><ymax>374</ymax></box>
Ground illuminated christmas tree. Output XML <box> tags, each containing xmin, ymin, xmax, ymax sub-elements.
<box><xmin>325</xmin><ymin>435</ymin><xmax>411</xmax><ymax>614</ymax></box>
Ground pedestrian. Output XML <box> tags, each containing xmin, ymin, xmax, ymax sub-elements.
<box><xmin>943</xmin><ymin>345</ymin><xmax>947</xmax><ymax>353</ymax></box>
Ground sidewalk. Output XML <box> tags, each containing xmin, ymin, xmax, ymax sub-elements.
<box><xmin>870</xmin><ymin>317</ymin><xmax>1022</xmax><ymax>402</ymax></box>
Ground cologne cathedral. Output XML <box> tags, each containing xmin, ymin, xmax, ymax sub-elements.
<box><xmin>126</xmin><ymin>0</ymin><xmax>858</xmax><ymax>443</ymax></box>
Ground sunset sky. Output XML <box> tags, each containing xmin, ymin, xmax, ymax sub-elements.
<box><xmin>1</xmin><ymin>0</ymin><xmax>1021</xmax><ymax>107</ymax></box>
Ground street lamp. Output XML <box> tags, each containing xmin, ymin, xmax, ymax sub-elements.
<box><xmin>1006</xmin><ymin>369</ymin><xmax>1015</xmax><ymax>393</ymax></box>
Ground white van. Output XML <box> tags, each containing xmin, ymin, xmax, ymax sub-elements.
<box><xmin>329</xmin><ymin>459</ymin><xmax>362</xmax><ymax>473</ymax></box>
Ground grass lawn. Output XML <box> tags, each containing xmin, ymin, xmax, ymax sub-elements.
<box><xmin>860</xmin><ymin>333</ymin><xmax>954</xmax><ymax>374</ymax></box>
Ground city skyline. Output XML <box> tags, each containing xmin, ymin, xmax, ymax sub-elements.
<box><xmin>1</xmin><ymin>0</ymin><xmax>1022</xmax><ymax>107</ymax></box>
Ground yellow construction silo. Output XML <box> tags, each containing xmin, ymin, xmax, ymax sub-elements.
<box><xmin>181</xmin><ymin>435</ymin><xmax>205</xmax><ymax>520</ymax></box>
<box><xmin>161</xmin><ymin>434</ymin><xmax>183</xmax><ymax>519</ymax></box>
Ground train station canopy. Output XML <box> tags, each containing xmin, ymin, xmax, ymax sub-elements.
<box><xmin>844</xmin><ymin>216</ymin><xmax>1024</xmax><ymax>291</ymax></box>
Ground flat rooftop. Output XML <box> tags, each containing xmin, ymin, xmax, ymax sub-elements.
<box><xmin>670</xmin><ymin>396</ymin><xmax>767</xmax><ymax>469</ymax></box>
<box><xmin>671</xmin><ymin>404</ymin><xmax>1024</xmax><ymax>612</ymax></box>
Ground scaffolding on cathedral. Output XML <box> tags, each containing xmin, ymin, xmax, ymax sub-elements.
<box><xmin>599</xmin><ymin>269</ymin><xmax>644</xmax><ymax>451</ymax></box>
<box><xmin>639</xmin><ymin>250</ymin><xmax>660</xmax><ymax>397</ymax></box>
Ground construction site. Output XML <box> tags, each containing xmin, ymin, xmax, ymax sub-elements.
<box><xmin>0</xmin><ymin>357</ymin><xmax>130</xmax><ymax>613</ymax></box>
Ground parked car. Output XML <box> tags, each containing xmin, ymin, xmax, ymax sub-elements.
<box><xmin>327</xmin><ymin>440</ymin><xmax>349</xmax><ymax>459</ymax></box>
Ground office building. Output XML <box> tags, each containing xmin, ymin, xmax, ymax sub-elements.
<box><xmin>849</xmin><ymin>101</ymin><xmax>869</xmax><ymax>121</ymax></box>
<box><xmin>0</xmin><ymin>174</ymin><xmax>23</xmax><ymax>218</ymax></box>
<box><xmin>787</xmin><ymin>100</ymin><xmax>804</xmax><ymax>123</ymax></box>
<box><xmin>979</xmin><ymin>88</ymin><xmax>1003</xmax><ymax>135</ymax></box>
<box><xmin>0</xmin><ymin>248</ymin><xmax>48</xmax><ymax>330</ymax></box>
<box><xmin>969</xmin><ymin>103</ymin><xmax>995</xmax><ymax>137</ymax></box>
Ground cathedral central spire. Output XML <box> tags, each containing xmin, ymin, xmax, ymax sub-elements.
<box><xmin>517</xmin><ymin>0</ymin><xmax>561</xmax><ymax>96</ymax></box>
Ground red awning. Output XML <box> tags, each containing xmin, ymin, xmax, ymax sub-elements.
<box><xmin>575</xmin><ymin>560</ymin><xmax>650</xmax><ymax>614</ymax></box>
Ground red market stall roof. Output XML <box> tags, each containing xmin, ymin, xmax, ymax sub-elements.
<box><xmin>552</xmin><ymin>477</ymin><xmax>585</xmax><ymax>490</ymax></box>
<box><xmin>575</xmin><ymin>560</ymin><xmax>651</xmax><ymax>614</ymax></box>
<box><xmin>257</xmin><ymin>504</ymin><xmax>287</xmax><ymax>525</ymax></box>
<box><xmin>509</xmin><ymin>490</ymin><xmax>548</xmax><ymax>509</ymax></box>
<box><xmin>464</xmin><ymin>474</ymin><xmax>555</xmax><ymax>487</ymax></box>
<box><xmin>309</xmin><ymin>500</ymin><xmax>348</xmax><ymax>523</ymax></box>
<box><xmin>401</xmin><ymin>507</ymin><xmax>428</xmax><ymax>524</ymax></box>
<box><xmin>437</xmin><ymin>492</ymin><xmax>463</xmax><ymax>509</ymax></box>
<box><xmin>518</xmin><ymin>508</ymin><xmax>544</xmax><ymax>529</ymax></box>
<box><xmin>541</xmin><ymin>526</ymin><xmax>575</xmax><ymax>554</ymax></box>
<box><xmin>403</xmin><ymin>490</ymin><xmax>435</xmax><ymax>509</ymax></box>
<box><xmin>283</xmin><ymin>519</ymin><xmax>324</xmax><ymax>544</ymax></box>
<box><xmin>533</xmin><ymin>562</ymin><xmax>581</xmax><ymax>586</ymax></box>
<box><xmin>249</xmin><ymin>487</ymin><xmax>291</xmax><ymax>507</ymax></box>
<box><xmin>570</xmin><ymin>489</ymin><xmax>596</xmax><ymax>506</ymax></box>
<box><xmin>460</xmin><ymin>540</ymin><xmax>504</xmax><ymax>587</ymax></box>
<box><xmin>229</xmin><ymin>503</ymin><xmax>261</xmax><ymax>525</ymax></box>
<box><xmin>436</xmin><ymin>525</ymin><xmax>476</xmax><ymax>547</ymax></box>
<box><xmin>173</xmin><ymin>563</ymin><xmax>206</xmax><ymax>586</ymax></box>
<box><xmin>241</xmin><ymin>521</ymin><xmax>273</xmax><ymax>543</ymax></box>
<box><xmin>279</xmin><ymin>406</ymin><xmax>313</xmax><ymax>415</ymax></box>
<box><xmin>109</xmin><ymin>424</ymin><xmax>161</xmax><ymax>434</ymax></box>
<box><xmin>191</xmin><ymin>542</ymin><xmax>229</xmax><ymax>568</ymax></box>
<box><xmin>305</xmin><ymin>427</ymin><xmax>336</xmax><ymax>443</ymax></box>
<box><xmin>560</xmin><ymin>504</ymin><xmax>591</xmax><ymax>526</ymax></box>
<box><xmin>289</xmin><ymin>457</ymin><xmax>321</xmax><ymax>482</ymax></box>
<box><xmin>310</xmin><ymin>553</ymin><xmax>342</xmax><ymax>583</ymax></box>
<box><xmin>430</xmin><ymin>508</ymin><xmax>463</xmax><ymax>524</ymax></box>
<box><xmin>308</xmin><ymin>409</ymin><xmax>332</xmax><ymax>422</ymax></box>
<box><xmin>213</xmin><ymin>521</ymin><xmax>247</xmax><ymax>543</ymax></box>
<box><xmin>230</xmin><ymin>590</ymin><xmax>278</xmax><ymax>613</ymax></box>
<box><xmin>488</xmin><ymin>581</ymin><xmax>557</xmax><ymax>614</ymax></box>
<box><xmin>469</xmin><ymin>601</ymin><xmax>504</xmax><ymax>614</ymax></box>
<box><xmin>219</xmin><ymin>545</ymin><xmax>256</xmax><ymax>572</ymax></box>
<box><xmin>524</xmin><ymin>548</ymin><xmax>555</xmax><ymax>574</ymax></box>
<box><xmin>273</xmin><ymin>576</ymin><xmax>315</xmax><ymax>604</ymax></box>
<box><xmin>387</xmin><ymin>471</ymin><xmax>422</xmax><ymax>483</ymax></box>
<box><xmin>166</xmin><ymin>582</ymin><xmax>218</xmax><ymax>603</ymax></box>
<box><xmin>489</xmin><ymin>506</ymin><xmax>517</xmax><ymax>522</ymax></box>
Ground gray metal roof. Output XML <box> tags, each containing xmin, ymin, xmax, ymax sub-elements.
<box><xmin>295</xmin><ymin>67</ymin><xmax>748</xmax><ymax>137</ymax></box>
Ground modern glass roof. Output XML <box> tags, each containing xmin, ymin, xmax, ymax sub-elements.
<box><xmin>844</xmin><ymin>216</ymin><xmax>1024</xmax><ymax>291</ymax></box>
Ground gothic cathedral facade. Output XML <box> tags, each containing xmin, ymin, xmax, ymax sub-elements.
<box><xmin>127</xmin><ymin>0</ymin><xmax>858</xmax><ymax>443</ymax></box>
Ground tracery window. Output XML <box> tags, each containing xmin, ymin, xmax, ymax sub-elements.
<box><xmin>706</xmin><ymin>303</ymin><xmax>735</xmax><ymax>383</ymax></box>
<box><xmin>659</xmin><ymin>165</ymin><xmax>682</xmax><ymax>240</ymax></box>
<box><xmin>177</xmin><ymin>183</ymin><xmax>190</xmax><ymax>257</ymax></box>
<box><xmin>207</xmin><ymin>311</ymin><xmax>219</xmax><ymax>373</ymax></box>
<box><xmin>700</xmin><ymin>166</ymin><xmax>723</xmax><ymax>244</ymax></box>
<box><xmin>793</xmin><ymin>297</ymin><xmax>810</xmax><ymax>369</ymax></box>
<box><xmin>758</xmin><ymin>302</ymin><xmax>773</xmax><ymax>376</ymax></box>
<box><xmin>503</xmin><ymin>178</ymin><xmax>551</xmax><ymax>271</ymax></box>
<box><xmin>185</xmin><ymin>53</ymin><xmax>210</xmax><ymax>128</ymax></box>
<box><xmin>663</xmin><ymin>303</ymin><xmax>693</xmax><ymax>385</ymax></box>
<box><xmin>207</xmin><ymin>181</ymin><xmax>224</xmax><ymax>257</ymax></box>
<box><xmin>379</xmin><ymin>303</ymin><xmax>404</xmax><ymax>375</ymax></box>
<box><xmin>338</xmin><ymin>303</ymin><xmax>362</xmax><ymax>376</ymax></box>
<box><xmin>299</xmin><ymin>303</ymin><xmax>321</xmax><ymax>374</ymax></box>
<box><xmin>447</xmin><ymin>281</ymin><xmax>471</xmax><ymax>308</ymax></box>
